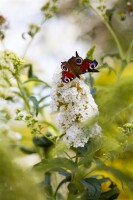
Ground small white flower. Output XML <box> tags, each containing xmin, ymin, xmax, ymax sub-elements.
<box><xmin>51</xmin><ymin>72</ymin><xmax>102</xmax><ymax>148</ymax></box>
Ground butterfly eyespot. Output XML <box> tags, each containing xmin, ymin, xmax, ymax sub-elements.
<box><xmin>61</xmin><ymin>65</ymin><xmax>68</xmax><ymax>71</ymax></box>
<box><xmin>76</xmin><ymin>57</ymin><xmax>83</xmax><ymax>65</ymax></box>
<box><xmin>90</xmin><ymin>64</ymin><xmax>95</xmax><ymax>69</ymax></box>
<box><xmin>62</xmin><ymin>77</ymin><xmax>71</xmax><ymax>83</ymax></box>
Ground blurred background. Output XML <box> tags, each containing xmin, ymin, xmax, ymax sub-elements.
<box><xmin>0</xmin><ymin>0</ymin><xmax>133</xmax><ymax>82</ymax></box>
<box><xmin>0</xmin><ymin>0</ymin><xmax>89</xmax><ymax>82</ymax></box>
<box><xmin>0</xmin><ymin>0</ymin><xmax>133</xmax><ymax>199</ymax></box>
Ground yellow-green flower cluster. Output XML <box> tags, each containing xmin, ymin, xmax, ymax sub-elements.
<box><xmin>0</xmin><ymin>50</ymin><xmax>25</xmax><ymax>76</ymax></box>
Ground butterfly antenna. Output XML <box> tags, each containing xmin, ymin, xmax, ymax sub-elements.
<box><xmin>76</xmin><ymin>51</ymin><xmax>79</xmax><ymax>57</ymax></box>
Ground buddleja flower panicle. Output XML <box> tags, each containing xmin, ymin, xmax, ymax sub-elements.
<box><xmin>51</xmin><ymin>72</ymin><xmax>102</xmax><ymax>148</ymax></box>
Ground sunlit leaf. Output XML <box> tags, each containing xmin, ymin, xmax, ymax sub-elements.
<box><xmin>86</xmin><ymin>45</ymin><xmax>96</xmax><ymax>60</ymax></box>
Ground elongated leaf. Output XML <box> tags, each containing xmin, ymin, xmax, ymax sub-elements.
<box><xmin>91</xmin><ymin>87</ymin><xmax>96</xmax><ymax>95</ymax></box>
<box><xmin>101</xmin><ymin>53</ymin><xmax>120</xmax><ymax>61</ymax></box>
<box><xmin>86</xmin><ymin>45</ymin><xmax>96</xmax><ymax>60</ymax></box>
<box><xmin>23</xmin><ymin>78</ymin><xmax>51</xmax><ymax>88</ymax></box>
<box><xmin>39</xmin><ymin>95</ymin><xmax>50</xmax><ymax>103</ymax></box>
<box><xmin>78</xmin><ymin>141</ymin><xmax>103</xmax><ymax>166</ymax></box>
<box><xmin>18</xmin><ymin>145</ymin><xmax>36</xmax><ymax>154</ymax></box>
<box><xmin>97</xmin><ymin>63</ymin><xmax>117</xmax><ymax>75</ymax></box>
<box><xmin>99</xmin><ymin>182</ymin><xmax>120</xmax><ymax>200</ymax></box>
<box><xmin>42</xmin><ymin>120</ymin><xmax>59</xmax><ymax>133</ymax></box>
<box><xmin>39</xmin><ymin>103</ymin><xmax>50</xmax><ymax>109</ymax></box>
<box><xmin>28</xmin><ymin>64</ymin><xmax>33</xmax><ymax>78</ymax></box>
<box><xmin>81</xmin><ymin>178</ymin><xmax>101</xmax><ymax>200</ymax></box>
<box><xmin>40</xmin><ymin>172</ymin><xmax>53</xmax><ymax>199</ymax></box>
<box><xmin>54</xmin><ymin>176</ymin><xmax>71</xmax><ymax>199</ymax></box>
<box><xmin>33</xmin><ymin>136</ymin><xmax>53</xmax><ymax>148</ymax></box>
<box><xmin>34</xmin><ymin>157</ymin><xmax>78</xmax><ymax>173</ymax></box>
<box><xmin>126</xmin><ymin>39</ymin><xmax>133</xmax><ymax>62</ymax></box>
<box><xmin>29</xmin><ymin>96</ymin><xmax>39</xmax><ymax>116</ymax></box>
<box><xmin>56</xmin><ymin>168</ymin><xmax>71</xmax><ymax>177</ymax></box>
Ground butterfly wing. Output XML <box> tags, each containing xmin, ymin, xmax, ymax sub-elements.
<box><xmin>68</xmin><ymin>52</ymin><xmax>83</xmax><ymax>78</ymax></box>
<box><xmin>61</xmin><ymin>61</ymin><xmax>76</xmax><ymax>83</ymax></box>
<box><xmin>62</xmin><ymin>71</ymin><xmax>75</xmax><ymax>83</ymax></box>
<box><xmin>80</xmin><ymin>59</ymin><xmax>99</xmax><ymax>73</ymax></box>
<box><xmin>61</xmin><ymin>52</ymin><xmax>99</xmax><ymax>83</ymax></box>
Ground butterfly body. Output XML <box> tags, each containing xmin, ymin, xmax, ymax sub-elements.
<box><xmin>61</xmin><ymin>52</ymin><xmax>99</xmax><ymax>83</ymax></box>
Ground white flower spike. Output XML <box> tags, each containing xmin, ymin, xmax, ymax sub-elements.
<box><xmin>51</xmin><ymin>72</ymin><xmax>102</xmax><ymax>148</ymax></box>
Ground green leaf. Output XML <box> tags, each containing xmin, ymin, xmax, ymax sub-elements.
<box><xmin>18</xmin><ymin>145</ymin><xmax>36</xmax><ymax>154</ymax></box>
<box><xmin>67</xmin><ymin>182</ymin><xmax>79</xmax><ymax>195</ymax></box>
<box><xmin>33</xmin><ymin>135</ymin><xmax>53</xmax><ymax>148</ymax></box>
<box><xmin>78</xmin><ymin>141</ymin><xmax>103</xmax><ymax>165</ymax></box>
<box><xmin>28</xmin><ymin>24</ymin><xmax>40</xmax><ymax>38</ymax></box>
<box><xmin>126</xmin><ymin>39</ymin><xmax>133</xmax><ymax>62</ymax></box>
<box><xmin>85</xmin><ymin>76</ymin><xmax>94</xmax><ymax>87</ymax></box>
<box><xmin>42</xmin><ymin>120</ymin><xmax>59</xmax><ymax>133</ymax></box>
<box><xmin>40</xmin><ymin>172</ymin><xmax>53</xmax><ymax>199</ymax></box>
<box><xmin>95</xmin><ymin>161</ymin><xmax>133</xmax><ymax>192</ymax></box>
<box><xmin>41</xmin><ymin>2</ymin><xmax>50</xmax><ymax>12</ymax></box>
<box><xmin>119</xmin><ymin>59</ymin><xmax>127</xmax><ymax>76</ymax></box>
<box><xmin>96</xmin><ymin>76</ymin><xmax>133</xmax><ymax>123</ymax></box>
<box><xmin>56</xmin><ymin>168</ymin><xmax>71</xmax><ymax>177</ymax></box>
<box><xmin>86</xmin><ymin>45</ymin><xmax>96</xmax><ymax>60</ymax></box>
<box><xmin>29</xmin><ymin>96</ymin><xmax>39</xmax><ymax>116</ymax></box>
<box><xmin>81</xmin><ymin>178</ymin><xmax>101</xmax><ymax>200</ymax></box>
<box><xmin>39</xmin><ymin>95</ymin><xmax>50</xmax><ymax>103</ymax></box>
<box><xmin>101</xmin><ymin>53</ymin><xmax>120</xmax><ymax>61</ymax></box>
<box><xmin>97</xmin><ymin>63</ymin><xmax>117</xmax><ymax>75</ymax></box>
<box><xmin>23</xmin><ymin>78</ymin><xmax>51</xmax><ymax>88</ymax></box>
<box><xmin>54</xmin><ymin>176</ymin><xmax>71</xmax><ymax>199</ymax></box>
<box><xmin>22</xmin><ymin>63</ymin><xmax>35</xmax><ymax>78</ymax></box>
<box><xmin>105</xmin><ymin>9</ymin><xmax>115</xmax><ymax>22</ymax></box>
<box><xmin>0</xmin><ymin>31</ymin><xmax>5</xmax><ymax>40</ymax></box>
<box><xmin>51</xmin><ymin>5</ymin><xmax>58</xmax><ymax>12</ymax></box>
<box><xmin>91</xmin><ymin>87</ymin><xmax>96</xmax><ymax>95</ymax></box>
<box><xmin>39</xmin><ymin>103</ymin><xmax>50</xmax><ymax>109</ymax></box>
<box><xmin>0</xmin><ymin>141</ymin><xmax>45</xmax><ymax>200</ymax></box>
<box><xmin>34</xmin><ymin>157</ymin><xmax>78</xmax><ymax>173</ymax></box>
<box><xmin>28</xmin><ymin>64</ymin><xmax>33</xmax><ymax>78</ymax></box>
<box><xmin>99</xmin><ymin>182</ymin><xmax>120</xmax><ymax>200</ymax></box>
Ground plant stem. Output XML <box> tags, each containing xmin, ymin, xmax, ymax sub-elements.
<box><xmin>75</xmin><ymin>148</ymin><xmax>78</xmax><ymax>164</ymax></box>
<box><xmin>1</xmin><ymin>40</ymin><xmax>6</xmax><ymax>50</ymax></box>
<box><xmin>22</xmin><ymin>37</ymin><xmax>34</xmax><ymax>58</ymax></box>
<box><xmin>90</xmin><ymin>4</ymin><xmax>124</xmax><ymax>60</ymax></box>
<box><xmin>16</xmin><ymin>76</ymin><xmax>30</xmax><ymax>112</ymax></box>
<box><xmin>22</xmin><ymin>17</ymin><xmax>46</xmax><ymax>59</ymax></box>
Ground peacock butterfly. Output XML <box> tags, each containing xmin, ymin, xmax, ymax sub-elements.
<box><xmin>61</xmin><ymin>51</ymin><xmax>99</xmax><ymax>83</ymax></box>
